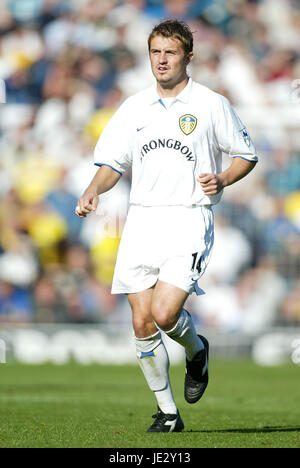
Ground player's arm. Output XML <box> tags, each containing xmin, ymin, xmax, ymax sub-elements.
<box><xmin>75</xmin><ymin>165</ymin><xmax>121</xmax><ymax>218</ymax></box>
<box><xmin>197</xmin><ymin>157</ymin><xmax>256</xmax><ymax>196</ymax></box>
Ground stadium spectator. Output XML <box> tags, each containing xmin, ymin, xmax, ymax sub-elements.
<box><xmin>0</xmin><ymin>279</ymin><xmax>33</xmax><ymax>323</ymax></box>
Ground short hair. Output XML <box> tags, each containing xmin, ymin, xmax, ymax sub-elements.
<box><xmin>148</xmin><ymin>19</ymin><xmax>194</xmax><ymax>56</ymax></box>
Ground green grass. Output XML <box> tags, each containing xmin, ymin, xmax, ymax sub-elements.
<box><xmin>0</xmin><ymin>360</ymin><xmax>299</xmax><ymax>448</ymax></box>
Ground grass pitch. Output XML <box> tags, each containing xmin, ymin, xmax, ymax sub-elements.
<box><xmin>0</xmin><ymin>360</ymin><xmax>299</xmax><ymax>448</ymax></box>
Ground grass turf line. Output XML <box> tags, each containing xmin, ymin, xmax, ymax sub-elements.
<box><xmin>0</xmin><ymin>360</ymin><xmax>299</xmax><ymax>448</ymax></box>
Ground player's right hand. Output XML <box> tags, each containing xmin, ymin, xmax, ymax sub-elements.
<box><xmin>75</xmin><ymin>192</ymin><xmax>99</xmax><ymax>218</ymax></box>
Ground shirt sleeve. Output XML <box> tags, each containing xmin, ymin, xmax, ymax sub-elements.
<box><xmin>213</xmin><ymin>95</ymin><xmax>258</xmax><ymax>162</ymax></box>
<box><xmin>93</xmin><ymin>100</ymin><xmax>133</xmax><ymax>175</ymax></box>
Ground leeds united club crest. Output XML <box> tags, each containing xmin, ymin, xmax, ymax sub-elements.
<box><xmin>179</xmin><ymin>114</ymin><xmax>197</xmax><ymax>135</ymax></box>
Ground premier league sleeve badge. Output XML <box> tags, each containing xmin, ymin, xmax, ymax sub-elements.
<box><xmin>239</xmin><ymin>127</ymin><xmax>251</xmax><ymax>148</ymax></box>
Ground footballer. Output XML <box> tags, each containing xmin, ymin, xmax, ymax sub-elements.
<box><xmin>75</xmin><ymin>19</ymin><xmax>257</xmax><ymax>433</ymax></box>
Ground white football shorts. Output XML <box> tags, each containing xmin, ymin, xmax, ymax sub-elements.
<box><xmin>111</xmin><ymin>204</ymin><xmax>214</xmax><ymax>295</ymax></box>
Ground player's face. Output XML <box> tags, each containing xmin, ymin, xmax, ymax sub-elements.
<box><xmin>149</xmin><ymin>36</ymin><xmax>193</xmax><ymax>88</ymax></box>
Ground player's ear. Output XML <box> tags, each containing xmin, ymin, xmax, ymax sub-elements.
<box><xmin>185</xmin><ymin>52</ymin><xmax>193</xmax><ymax>65</ymax></box>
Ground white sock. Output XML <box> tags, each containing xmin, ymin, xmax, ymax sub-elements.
<box><xmin>166</xmin><ymin>308</ymin><xmax>204</xmax><ymax>361</ymax></box>
<box><xmin>154</xmin><ymin>386</ymin><xmax>177</xmax><ymax>415</ymax></box>
<box><xmin>135</xmin><ymin>331</ymin><xmax>177</xmax><ymax>414</ymax></box>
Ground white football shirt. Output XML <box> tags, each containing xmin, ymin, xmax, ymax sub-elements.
<box><xmin>94</xmin><ymin>78</ymin><xmax>258</xmax><ymax>207</ymax></box>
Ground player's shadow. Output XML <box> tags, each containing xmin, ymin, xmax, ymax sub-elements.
<box><xmin>189</xmin><ymin>425</ymin><xmax>300</xmax><ymax>434</ymax></box>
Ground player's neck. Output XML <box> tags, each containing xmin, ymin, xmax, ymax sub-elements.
<box><xmin>156</xmin><ymin>75</ymin><xmax>189</xmax><ymax>99</ymax></box>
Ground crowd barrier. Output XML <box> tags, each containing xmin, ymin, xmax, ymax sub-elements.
<box><xmin>0</xmin><ymin>324</ymin><xmax>299</xmax><ymax>367</ymax></box>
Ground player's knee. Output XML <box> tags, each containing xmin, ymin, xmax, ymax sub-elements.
<box><xmin>132</xmin><ymin>315</ymin><xmax>154</xmax><ymax>337</ymax></box>
<box><xmin>133</xmin><ymin>320</ymin><xmax>148</xmax><ymax>337</ymax></box>
<box><xmin>151</xmin><ymin>304</ymin><xmax>176</xmax><ymax>331</ymax></box>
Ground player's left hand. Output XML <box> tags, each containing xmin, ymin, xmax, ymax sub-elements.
<box><xmin>197</xmin><ymin>173</ymin><xmax>224</xmax><ymax>196</ymax></box>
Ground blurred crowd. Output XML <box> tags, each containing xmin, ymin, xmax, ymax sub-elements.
<box><xmin>0</xmin><ymin>0</ymin><xmax>299</xmax><ymax>334</ymax></box>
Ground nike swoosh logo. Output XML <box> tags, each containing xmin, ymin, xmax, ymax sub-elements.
<box><xmin>137</xmin><ymin>126</ymin><xmax>146</xmax><ymax>132</ymax></box>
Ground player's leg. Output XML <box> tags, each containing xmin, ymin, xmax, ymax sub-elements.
<box><xmin>151</xmin><ymin>280</ymin><xmax>204</xmax><ymax>359</ymax></box>
<box><xmin>130</xmin><ymin>286</ymin><xmax>157</xmax><ymax>338</ymax></box>
<box><xmin>128</xmin><ymin>287</ymin><xmax>184</xmax><ymax>432</ymax></box>
<box><xmin>151</xmin><ymin>280</ymin><xmax>209</xmax><ymax>404</ymax></box>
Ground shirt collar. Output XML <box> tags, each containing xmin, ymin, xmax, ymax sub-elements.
<box><xmin>147</xmin><ymin>77</ymin><xmax>193</xmax><ymax>105</ymax></box>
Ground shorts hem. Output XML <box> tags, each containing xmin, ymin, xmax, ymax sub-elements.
<box><xmin>157</xmin><ymin>277</ymin><xmax>191</xmax><ymax>294</ymax></box>
<box><xmin>111</xmin><ymin>279</ymin><xmax>158</xmax><ymax>295</ymax></box>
